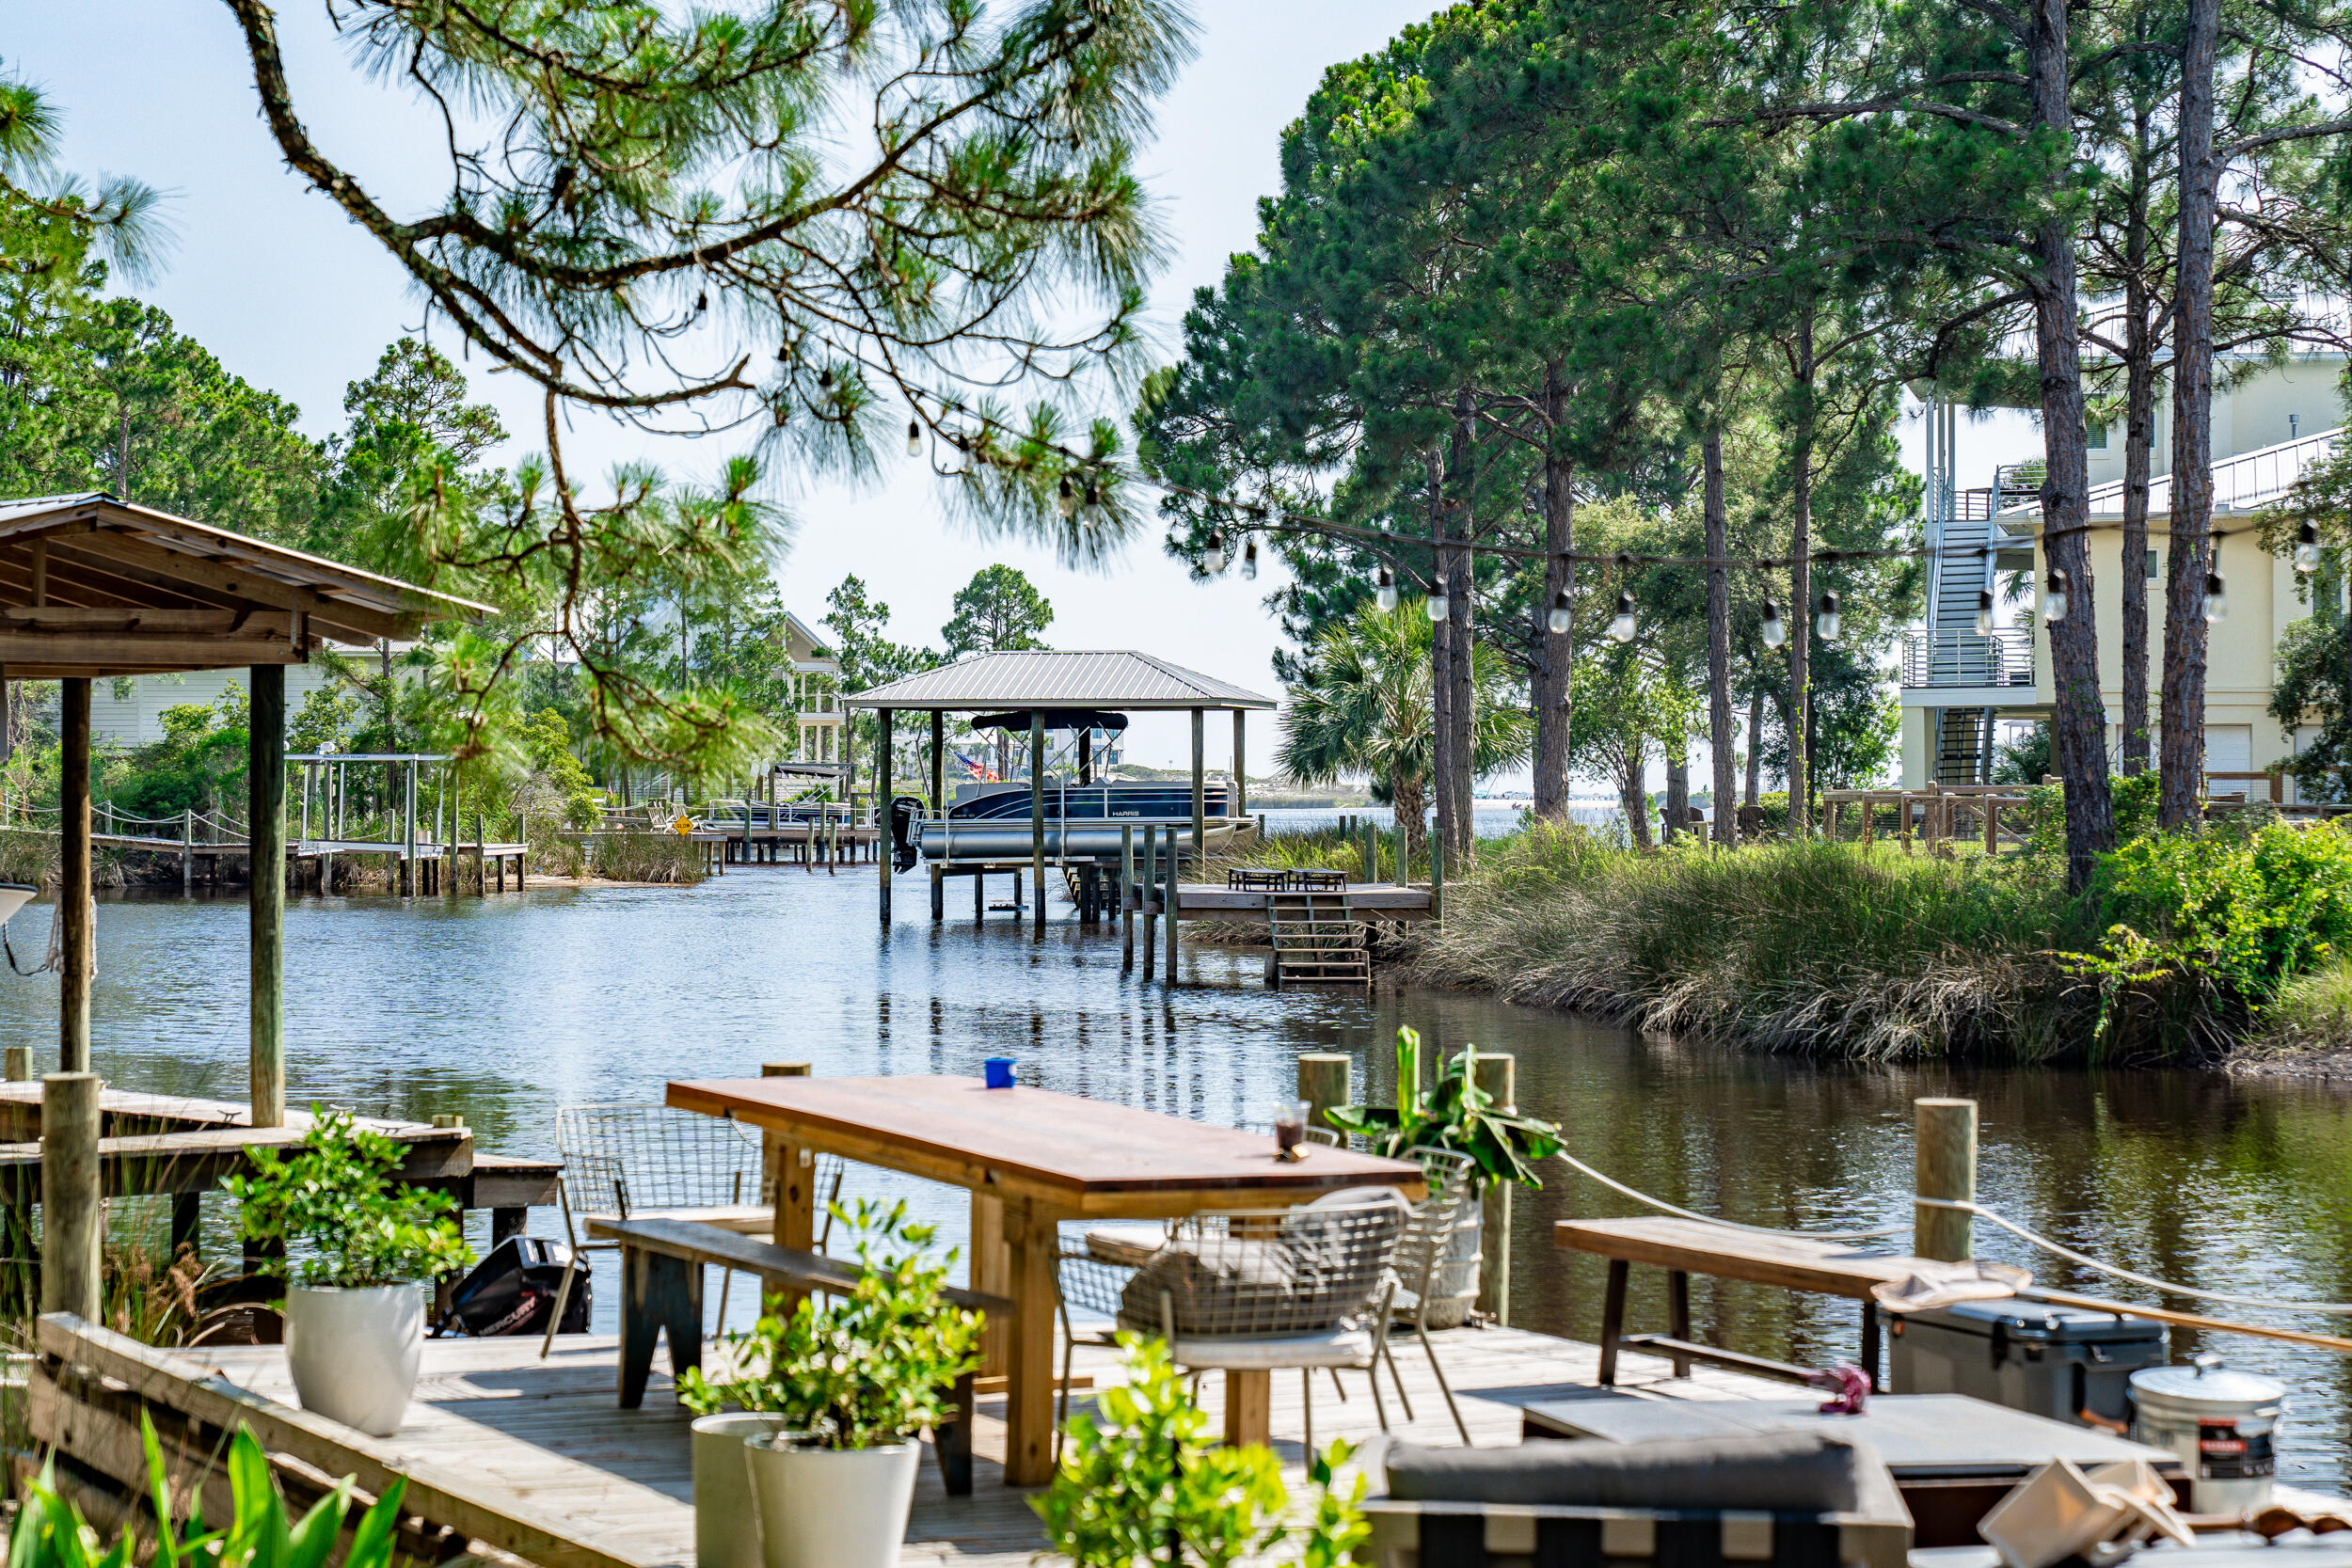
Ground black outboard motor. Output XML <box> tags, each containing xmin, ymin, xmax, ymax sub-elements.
<box><xmin>434</xmin><ymin>1236</ymin><xmax>592</xmax><ymax>1338</ymax></box>
<box><xmin>889</xmin><ymin>794</ymin><xmax>925</xmax><ymax>873</ymax></box>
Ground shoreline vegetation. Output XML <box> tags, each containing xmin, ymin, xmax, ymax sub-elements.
<box><xmin>0</xmin><ymin>826</ymin><xmax>707</xmax><ymax>893</ymax></box>
<box><xmin>1226</xmin><ymin>794</ymin><xmax>2352</xmax><ymax>1066</ymax></box>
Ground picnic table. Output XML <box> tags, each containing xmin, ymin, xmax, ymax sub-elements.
<box><xmin>1554</xmin><ymin>1215</ymin><xmax>1936</xmax><ymax>1390</ymax></box>
<box><xmin>669</xmin><ymin>1073</ymin><xmax>1426</xmax><ymax>1485</ymax></box>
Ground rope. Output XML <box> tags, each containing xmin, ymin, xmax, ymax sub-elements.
<box><xmin>1553</xmin><ymin>1151</ymin><xmax>1906</xmax><ymax>1243</ymax></box>
<box><xmin>1916</xmin><ymin>1196</ymin><xmax>2352</xmax><ymax>1315</ymax></box>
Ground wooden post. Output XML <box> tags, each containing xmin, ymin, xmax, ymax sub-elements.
<box><xmin>930</xmin><ymin>710</ymin><xmax>946</xmax><ymax>820</ymax></box>
<box><xmin>1029</xmin><ymin>712</ymin><xmax>1046</xmax><ymax>933</ymax></box>
<box><xmin>1430</xmin><ymin>827</ymin><xmax>1445</xmax><ymax>926</ymax></box>
<box><xmin>1297</xmin><ymin>1053</ymin><xmax>1349</xmax><ymax>1134</ymax></box>
<box><xmin>1190</xmin><ymin>707</ymin><xmax>1206</xmax><ymax>863</ymax></box>
<box><xmin>1164</xmin><ymin>828</ymin><xmax>1180</xmax><ymax>981</ymax></box>
<box><xmin>1984</xmin><ymin>798</ymin><xmax>1999</xmax><ymax>855</ymax></box>
<box><xmin>763</xmin><ymin>1062</ymin><xmax>816</xmax><ymax>1315</ymax></box>
<box><xmin>402</xmin><ymin>758</ymin><xmax>418</xmax><ymax>895</ymax></box>
<box><xmin>60</xmin><ymin>679</ymin><xmax>90</xmax><ymax>1074</ymax></box>
<box><xmin>1232</xmin><ymin>709</ymin><xmax>1248</xmax><ymax>819</ymax></box>
<box><xmin>878</xmin><ymin>708</ymin><xmax>894</xmax><ymax>926</ymax></box>
<box><xmin>182</xmin><ymin>805</ymin><xmax>193</xmax><ymax>895</ymax></box>
<box><xmin>1120</xmin><ymin>826</ymin><xmax>1136</xmax><ymax>972</ymax></box>
<box><xmin>1139</xmin><ymin>824</ymin><xmax>1157</xmax><ymax>980</ymax></box>
<box><xmin>4</xmin><ymin>1046</ymin><xmax>27</xmax><ymax>1081</ymax></box>
<box><xmin>41</xmin><ymin>1069</ymin><xmax>101</xmax><ymax>1319</ymax></box>
<box><xmin>1473</xmin><ymin>1053</ymin><xmax>1516</xmax><ymax>1323</ymax></box>
<box><xmin>249</xmin><ymin>666</ymin><xmax>286</xmax><ymax>1128</ymax></box>
<box><xmin>1393</xmin><ymin>816</ymin><xmax>1406</xmax><ymax>888</ymax></box>
<box><xmin>1363</xmin><ymin>819</ymin><xmax>1377</xmax><ymax>883</ymax></box>
<box><xmin>1915</xmin><ymin>1097</ymin><xmax>1978</xmax><ymax>1262</ymax></box>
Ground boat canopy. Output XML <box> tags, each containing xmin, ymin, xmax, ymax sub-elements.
<box><xmin>967</xmin><ymin>708</ymin><xmax>1129</xmax><ymax>734</ymax></box>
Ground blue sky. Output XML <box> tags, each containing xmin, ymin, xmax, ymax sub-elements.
<box><xmin>8</xmin><ymin>2</ymin><xmax>2037</xmax><ymax>778</ymax></box>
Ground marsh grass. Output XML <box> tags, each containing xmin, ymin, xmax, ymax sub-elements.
<box><xmin>585</xmin><ymin>831</ymin><xmax>706</xmax><ymax>883</ymax></box>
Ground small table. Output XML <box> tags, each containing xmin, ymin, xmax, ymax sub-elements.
<box><xmin>1522</xmin><ymin>1392</ymin><xmax>2185</xmax><ymax>1546</ymax></box>
<box><xmin>1555</xmin><ymin>1215</ymin><xmax>1934</xmax><ymax>1389</ymax></box>
<box><xmin>669</xmin><ymin>1074</ymin><xmax>1426</xmax><ymax>1485</ymax></box>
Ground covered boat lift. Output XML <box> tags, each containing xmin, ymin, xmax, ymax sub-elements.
<box><xmin>844</xmin><ymin>650</ymin><xmax>1274</xmax><ymax>930</ymax></box>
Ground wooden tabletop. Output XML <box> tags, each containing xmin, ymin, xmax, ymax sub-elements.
<box><xmin>668</xmin><ymin>1075</ymin><xmax>1427</xmax><ymax>1217</ymax></box>
<box><xmin>1554</xmin><ymin>1215</ymin><xmax>1928</xmax><ymax>1299</ymax></box>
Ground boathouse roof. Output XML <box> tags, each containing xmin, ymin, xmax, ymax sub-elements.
<box><xmin>0</xmin><ymin>493</ymin><xmax>494</xmax><ymax>677</ymax></box>
<box><xmin>844</xmin><ymin>649</ymin><xmax>1275</xmax><ymax>711</ymax></box>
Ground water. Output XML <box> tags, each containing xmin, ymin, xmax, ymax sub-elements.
<box><xmin>8</xmin><ymin>867</ymin><xmax>2352</xmax><ymax>1483</ymax></box>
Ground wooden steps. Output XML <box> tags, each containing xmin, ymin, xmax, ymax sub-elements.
<box><xmin>1265</xmin><ymin>891</ymin><xmax>1369</xmax><ymax>986</ymax></box>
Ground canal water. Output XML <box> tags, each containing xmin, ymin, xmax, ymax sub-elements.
<box><xmin>5</xmin><ymin>865</ymin><xmax>2350</xmax><ymax>1483</ymax></box>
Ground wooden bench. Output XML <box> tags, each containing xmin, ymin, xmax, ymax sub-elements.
<box><xmin>588</xmin><ymin>1215</ymin><xmax>1015</xmax><ymax>1496</ymax></box>
<box><xmin>1555</xmin><ymin>1216</ymin><xmax>1933</xmax><ymax>1391</ymax></box>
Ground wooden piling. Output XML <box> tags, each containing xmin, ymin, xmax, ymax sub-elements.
<box><xmin>1029</xmin><ymin>713</ymin><xmax>1045</xmax><ymax>934</ymax></box>
<box><xmin>1393</xmin><ymin>816</ymin><xmax>1406</xmax><ymax>887</ymax></box>
<box><xmin>249</xmin><ymin>668</ymin><xmax>286</xmax><ymax>1127</ymax></box>
<box><xmin>1139</xmin><ymin>824</ymin><xmax>1157</xmax><ymax>980</ymax></box>
<box><xmin>1190</xmin><ymin>708</ymin><xmax>1206</xmax><ymax>864</ymax></box>
<box><xmin>1120</xmin><ymin>826</ymin><xmax>1136</xmax><ymax>971</ymax></box>
<box><xmin>1914</xmin><ymin>1097</ymin><xmax>1978</xmax><ymax>1262</ymax></box>
<box><xmin>402</xmin><ymin>759</ymin><xmax>418</xmax><ymax>896</ymax></box>
<box><xmin>60</xmin><ymin>679</ymin><xmax>90</xmax><ymax>1073</ymax></box>
<box><xmin>1296</xmin><ymin>1053</ymin><xmax>1349</xmax><ymax>1135</ymax></box>
<box><xmin>1163</xmin><ymin>831</ymin><xmax>1180</xmax><ymax>982</ymax></box>
<box><xmin>4</xmin><ymin>1046</ymin><xmax>27</xmax><ymax>1081</ymax></box>
<box><xmin>1473</xmin><ymin>1052</ymin><xmax>1516</xmax><ymax>1323</ymax></box>
<box><xmin>40</xmin><ymin>1070</ymin><xmax>101</xmax><ymax>1319</ymax></box>
<box><xmin>877</xmin><ymin>708</ymin><xmax>894</xmax><ymax>926</ymax></box>
<box><xmin>1232</xmin><ymin>710</ymin><xmax>1248</xmax><ymax>819</ymax></box>
<box><xmin>182</xmin><ymin>807</ymin><xmax>193</xmax><ymax>895</ymax></box>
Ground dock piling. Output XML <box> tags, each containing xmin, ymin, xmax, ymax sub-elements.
<box><xmin>4</xmin><ymin>1046</ymin><xmax>26</xmax><ymax>1081</ymax></box>
<box><xmin>878</xmin><ymin>708</ymin><xmax>894</xmax><ymax>926</ymax></box>
<box><xmin>1164</xmin><ymin>833</ymin><xmax>1179</xmax><ymax>981</ymax></box>
<box><xmin>1296</xmin><ymin>1053</ymin><xmax>1349</xmax><ymax>1135</ymax></box>
<box><xmin>40</xmin><ymin>1069</ymin><xmax>101</xmax><ymax>1319</ymax></box>
<box><xmin>1139</xmin><ymin>824</ymin><xmax>1157</xmax><ymax>979</ymax></box>
<box><xmin>1120</xmin><ymin>827</ymin><xmax>1135</xmax><ymax>971</ymax></box>
<box><xmin>250</xmin><ymin>665</ymin><xmax>286</xmax><ymax>1128</ymax></box>
<box><xmin>1029</xmin><ymin>713</ymin><xmax>1045</xmax><ymax>934</ymax></box>
<box><xmin>1914</xmin><ymin>1097</ymin><xmax>1978</xmax><ymax>1261</ymax></box>
<box><xmin>1473</xmin><ymin>1052</ymin><xmax>1516</xmax><ymax>1324</ymax></box>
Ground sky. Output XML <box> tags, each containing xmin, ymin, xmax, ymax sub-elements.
<box><xmin>8</xmin><ymin>2</ymin><xmax>2043</xmax><ymax>780</ymax></box>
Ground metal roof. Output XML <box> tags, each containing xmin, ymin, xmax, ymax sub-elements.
<box><xmin>845</xmin><ymin>650</ymin><xmax>1274</xmax><ymax>712</ymax></box>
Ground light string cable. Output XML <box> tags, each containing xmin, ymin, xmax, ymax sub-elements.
<box><xmin>1552</xmin><ymin>1149</ymin><xmax>1905</xmax><ymax>1242</ymax></box>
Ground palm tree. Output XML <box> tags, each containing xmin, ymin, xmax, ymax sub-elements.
<box><xmin>1279</xmin><ymin>602</ymin><xmax>1532</xmax><ymax>863</ymax></box>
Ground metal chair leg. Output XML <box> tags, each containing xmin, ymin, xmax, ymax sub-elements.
<box><xmin>1419</xmin><ymin>1321</ymin><xmax>1470</xmax><ymax>1445</ymax></box>
<box><xmin>1056</xmin><ymin>1292</ymin><xmax>1077</xmax><ymax>1468</ymax></box>
<box><xmin>1366</xmin><ymin>1281</ymin><xmax>1396</xmax><ymax>1433</ymax></box>
<box><xmin>1381</xmin><ymin>1340</ymin><xmax>1418</xmax><ymax>1423</ymax></box>
<box><xmin>1327</xmin><ymin>1366</ymin><xmax>1350</xmax><ymax>1402</ymax></box>
<box><xmin>542</xmin><ymin>1189</ymin><xmax>581</xmax><ymax>1359</ymax></box>
<box><xmin>1302</xmin><ymin>1368</ymin><xmax>1314</xmax><ymax>1455</ymax></box>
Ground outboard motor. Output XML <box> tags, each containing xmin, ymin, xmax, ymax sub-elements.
<box><xmin>889</xmin><ymin>794</ymin><xmax>926</xmax><ymax>873</ymax></box>
<box><xmin>434</xmin><ymin>1236</ymin><xmax>591</xmax><ymax>1338</ymax></box>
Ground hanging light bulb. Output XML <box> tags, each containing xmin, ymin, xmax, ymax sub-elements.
<box><xmin>1241</xmin><ymin>536</ymin><xmax>1259</xmax><ymax>579</ymax></box>
<box><xmin>1203</xmin><ymin>528</ymin><xmax>1228</xmax><ymax>573</ymax></box>
<box><xmin>1057</xmin><ymin>476</ymin><xmax>1078</xmax><ymax>519</ymax></box>
<box><xmin>1084</xmin><ymin>483</ymin><xmax>1104</xmax><ymax>523</ymax></box>
<box><xmin>1816</xmin><ymin>590</ymin><xmax>1841</xmax><ymax>644</ymax></box>
<box><xmin>1974</xmin><ymin>588</ymin><xmax>1995</xmax><ymax>638</ymax></box>
<box><xmin>2297</xmin><ymin>521</ymin><xmax>2322</xmax><ymax>574</ymax></box>
<box><xmin>1609</xmin><ymin>591</ymin><xmax>1637</xmax><ymax>643</ymax></box>
<box><xmin>2043</xmin><ymin>568</ymin><xmax>2070</xmax><ymax>626</ymax></box>
<box><xmin>1548</xmin><ymin>587</ymin><xmax>1572</xmax><ymax>636</ymax></box>
<box><xmin>906</xmin><ymin>420</ymin><xmax>922</xmax><ymax>457</ymax></box>
<box><xmin>1426</xmin><ymin>584</ymin><xmax>1450</xmax><ymax>622</ymax></box>
<box><xmin>1760</xmin><ymin>597</ymin><xmax>1787</xmax><ymax>649</ymax></box>
<box><xmin>2205</xmin><ymin>566</ymin><xmax>2229</xmax><ymax>623</ymax></box>
<box><xmin>1375</xmin><ymin>563</ymin><xmax>1399</xmax><ymax>612</ymax></box>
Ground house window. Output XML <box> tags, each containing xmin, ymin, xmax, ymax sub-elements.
<box><xmin>2088</xmin><ymin>421</ymin><xmax>2108</xmax><ymax>450</ymax></box>
<box><xmin>2147</xmin><ymin>549</ymin><xmax>2158</xmax><ymax>578</ymax></box>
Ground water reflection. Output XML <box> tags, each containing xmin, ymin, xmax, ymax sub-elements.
<box><xmin>1</xmin><ymin>868</ymin><xmax>2347</xmax><ymax>1481</ymax></box>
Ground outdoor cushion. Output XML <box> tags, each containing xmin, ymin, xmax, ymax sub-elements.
<box><xmin>1118</xmin><ymin>1239</ymin><xmax>1294</xmax><ymax>1336</ymax></box>
<box><xmin>1384</xmin><ymin>1430</ymin><xmax>1897</xmax><ymax>1515</ymax></box>
<box><xmin>1168</xmin><ymin>1327</ymin><xmax>1375</xmax><ymax>1370</ymax></box>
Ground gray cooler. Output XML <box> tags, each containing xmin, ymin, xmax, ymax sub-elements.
<box><xmin>1885</xmin><ymin>1299</ymin><xmax>2166</xmax><ymax>1427</ymax></box>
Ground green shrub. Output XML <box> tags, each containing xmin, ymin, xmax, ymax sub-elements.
<box><xmin>223</xmin><ymin>1109</ymin><xmax>474</xmax><ymax>1290</ymax></box>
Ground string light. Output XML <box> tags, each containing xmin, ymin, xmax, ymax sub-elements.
<box><xmin>1974</xmin><ymin>589</ymin><xmax>1994</xmax><ymax>638</ymax></box>
<box><xmin>1609</xmin><ymin>592</ymin><xmax>1637</xmax><ymax>643</ymax></box>
<box><xmin>1241</xmin><ymin>536</ymin><xmax>1259</xmax><ymax>579</ymax></box>
<box><xmin>1816</xmin><ymin>590</ymin><xmax>1841</xmax><ymax>644</ymax></box>
<box><xmin>1203</xmin><ymin>528</ymin><xmax>1228</xmax><ymax>573</ymax></box>
<box><xmin>2297</xmin><ymin>521</ymin><xmax>2322</xmax><ymax>574</ymax></box>
<box><xmin>2043</xmin><ymin>568</ymin><xmax>2069</xmax><ymax>626</ymax></box>
<box><xmin>1548</xmin><ymin>588</ymin><xmax>1571</xmax><ymax>636</ymax></box>
<box><xmin>1375</xmin><ymin>564</ymin><xmax>1398</xmax><ymax>612</ymax></box>
<box><xmin>2205</xmin><ymin>567</ymin><xmax>2228</xmax><ymax>623</ymax></box>
<box><xmin>1057</xmin><ymin>476</ymin><xmax>1077</xmax><ymax>519</ymax></box>
<box><xmin>1083</xmin><ymin>483</ymin><xmax>1104</xmax><ymax>523</ymax></box>
<box><xmin>906</xmin><ymin>420</ymin><xmax>922</xmax><ymax>457</ymax></box>
<box><xmin>1760</xmin><ymin>598</ymin><xmax>1787</xmax><ymax>648</ymax></box>
<box><xmin>1426</xmin><ymin>584</ymin><xmax>1450</xmax><ymax>622</ymax></box>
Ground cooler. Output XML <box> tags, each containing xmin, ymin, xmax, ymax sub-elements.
<box><xmin>1885</xmin><ymin>1299</ymin><xmax>2167</xmax><ymax>1427</ymax></box>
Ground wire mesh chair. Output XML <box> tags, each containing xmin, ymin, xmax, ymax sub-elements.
<box><xmin>540</xmin><ymin>1103</ymin><xmax>846</xmax><ymax>1356</ymax></box>
<box><xmin>1379</xmin><ymin>1145</ymin><xmax>1478</xmax><ymax>1444</ymax></box>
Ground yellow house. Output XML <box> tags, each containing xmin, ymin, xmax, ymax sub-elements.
<box><xmin>1898</xmin><ymin>353</ymin><xmax>2344</xmax><ymax>793</ymax></box>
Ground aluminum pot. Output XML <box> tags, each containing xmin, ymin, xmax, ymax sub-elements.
<box><xmin>2129</xmin><ymin>1354</ymin><xmax>2283</xmax><ymax>1513</ymax></box>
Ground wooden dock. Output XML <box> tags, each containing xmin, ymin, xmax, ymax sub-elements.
<box><xmin>1174</xmin><ymin>881</ymin><xmax>1433</xmax><ymax>924</ymax></box>
<box><xmin>32</xmin><ymin>1311</ymin><xmax>1790</xmax><ymax>1568</ymax></box>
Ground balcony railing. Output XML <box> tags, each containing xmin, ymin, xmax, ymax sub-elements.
<box><xmin>1900</xmin><ymin>628</ymin><xmax>2037</xmax><ymax>690</ymax></box>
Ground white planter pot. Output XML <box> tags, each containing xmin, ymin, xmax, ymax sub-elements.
<box><xmin>694</xmin><ymin>1415</ymin><xmax>793</xmax><ymax>1568</ymax></box>
<box><xmin>744</xmin><ymin>1437</ymin><xmax>921</xmax><ymax>1568</ymax></box>
<box><xmin>1401</xmin><ymin>1200</ymin><xmax>1483</xmax><ymax>1331</ymax></box>
<box><xmin>284</xmin><ymin>1284</ymin><xmax>423</xmax><ymax>1437</ymax></box>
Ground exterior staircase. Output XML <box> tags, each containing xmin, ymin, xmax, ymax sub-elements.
<box><xmin>1265</xmin><ymin>892</ymin><xmax>1370</xmax><ymax>986</ymax></box>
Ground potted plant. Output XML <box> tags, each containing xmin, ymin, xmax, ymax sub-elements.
<box><xmin>680</xmin><ymin>1200</ymin><xmax>983</xmax><ymax>1568</ymax></box>
<box><xmin>224</xmin><ymin>1108</ymin><xmax>473</xmax><ymax>1436</ymax></box>
<box><xmin>1327</xmin><ymin>1025</ymin><xmax>1563</xmax><ymax>1327</ymax></box>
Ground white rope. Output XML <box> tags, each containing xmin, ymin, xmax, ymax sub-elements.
<box><xmin>1553</xmin><ymin>1151</ymin><xmax>1906</xmax><ymax>1243</ymax></box>
<box><xmin>1916</xmin><ymin>1196</ymin><xmax>2352</xmax><ymax>1315</ymax></box>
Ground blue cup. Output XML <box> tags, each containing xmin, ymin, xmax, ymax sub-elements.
<box><xmin>983</xmin><ymin>1058</ymin><xmax>1017</xmax><ymax>1089</ymax></box>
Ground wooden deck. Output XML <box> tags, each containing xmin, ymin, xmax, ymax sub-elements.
<box><xmin>155</xmin><ymin>1322</ymin><xmax>1788</xmax><ymax>1568</ymax></box>
<box><xmin>1175</xmin><ymin>881</ymin><xmax>1433</xmax><ymax>923</ymax></box>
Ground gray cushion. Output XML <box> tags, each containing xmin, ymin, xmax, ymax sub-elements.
<box><xmin>1384</xmin><ymin>1430</ymin><xmax>1886</xmax><ymax>1513</ymax></box>
<box><xmin>1117</xmin><ymin>1240</ymin><xmax>1294</xmax><ymax>1336</ymax></box>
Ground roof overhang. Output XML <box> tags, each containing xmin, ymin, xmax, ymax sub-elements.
<box><xmin>0</xmin><ymin>494</ymin><xmax>495</xmax><ymax>678</ymax></box>
<box><xmin>845</xmin><ymin>650</ymin><xmax>1276</xmax><ymax>713</ymax></box>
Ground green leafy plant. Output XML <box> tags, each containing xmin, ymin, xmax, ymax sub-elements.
<box><xmin>1035</xmin><ymin>1335</ymin><xmax>1368</xmax><ymax>1568</ymax></box>
<box><xmin>221</xmin><ymin>1109</ymin><xmax>473</xmax><ymax>1290</ymax></box>
<box><xmin>1327</xmin><ymin>1026</ymin><xmax>1563</xmax><ymax>1188</ymax></box>
<box><xmin>7</xmin><ymin>1412</ymin><xmax>405</xmax><ymax>1568</ymax></box>
<box><xmin>677</xmin><ymin>1200</ymin><xmax>983</xmax><ymax>1449</ymax></box>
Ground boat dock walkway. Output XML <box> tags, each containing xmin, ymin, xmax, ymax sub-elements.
<box><xmin>35</xmin><ymin>1313</ymin><xmax>1786</xmax><ymax>1568</ymax></box>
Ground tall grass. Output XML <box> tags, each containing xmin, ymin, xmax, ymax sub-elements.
<box><xmin>584</xmin><ymin>831</ymin><xmax>706</xmax><ymax>883</ymax></box>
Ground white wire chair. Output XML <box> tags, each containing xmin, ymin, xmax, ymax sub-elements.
<box><xmin>1381</xmin><ymin>1146</ymin><xmax>1478</xmax><ymax>1444</ymax></box>
<box><xmin>539</xmin><ymin>1103</ymin><xmax>846</xmax><ymax>1356</ymax></box>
